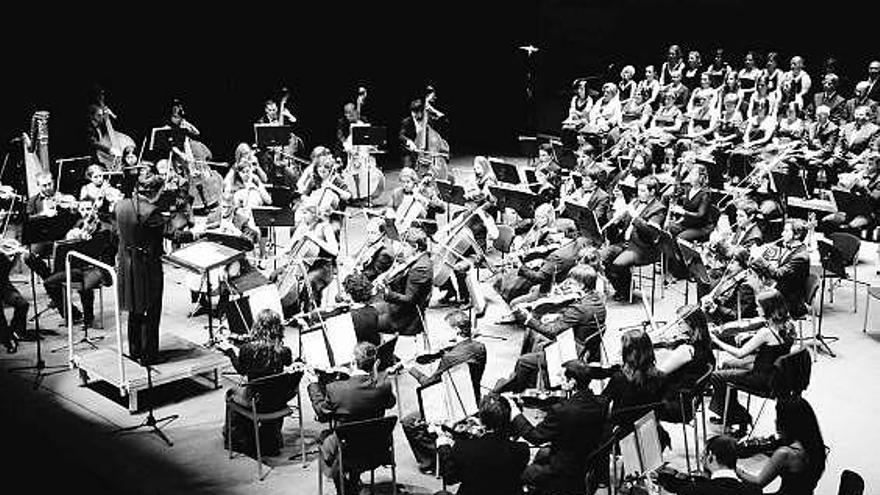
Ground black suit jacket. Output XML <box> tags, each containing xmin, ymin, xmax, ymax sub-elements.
<box><xmin>584</xmin><ymin>187</ymin><xmax>611</xmax><ymax>227</ymax></box>
<box><xmin>767</xmin><ymin>243</ymin><xmax>810</xmax><ymax>318</ymax></box>
<box><xmin>675</xmin><ymin>188</ymin><xmax>714</xmax><ymax>229</ymax></box>
<box><xmin>411</xmin><ymin>339</ymin><xmax>487</xmax><ymax>398</ymax></box>
<box><xmin>512</xmin><ymin>390</ymin><xmax>608</xmax><ymax>491</ymax></box>
<box><xmin>518</xmin><ymin>237</ymin><xmax>588</xmax><ymax>293</ymax></box>
<box><xmin>732</xmin><ymin>223</ymin><xmax>763</xmax><ymax>249</ymax></box>
<box><xmin>384</xmin><ymin>252</ymin><xmax>433</xmax><ymax>335</ymax></box>
<box><xmin>438</xmin><ymin>433</ymin><xmax>530</xmax><ymax>495</ymax></box>
<box><xmin>526</xmin><ymin>290</ymin><xmax>607</xmax><ymax>361</ymax></box>
<box><xmin>616</xmin><ymin>198</ymin><xmax>667</xmax><ymax>253</ymax></box>
<box><xmin>661</xmin><ymin>475</ymin><xmax>762</xmax><ymax>495</ymax></box>
<box><xmin>307</xmin><ymin>373</ymin><xmax>396</xmax><ymax>425</ymax></box>
<box><xmin>115</xmin><ymin>196</ymin><xmax>166</xmax><ymax>313</ymax></box>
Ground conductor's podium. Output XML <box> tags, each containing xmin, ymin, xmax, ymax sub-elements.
<box><xmin>72</xmin><ymin>334</ymin><xmax>229</xmax><ymax>413</ymax></box>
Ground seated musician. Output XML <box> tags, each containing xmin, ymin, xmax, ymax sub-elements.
<box><xmin>435</xmin><ymin>205</ymin><xmax>498</xmax><ymax>311</ymax></box>
<box><xmin>701</xmin><ymin>247</ymin><xmax>758</xmax><ymax>325</ymax></box>
<box><xmin>435</xmin><ymin>393</ymin><xmax>530</xmax><ymax>495</ymax></box>
<box><xmin>218</xmin><ymin>309</ymin><xmax>295</xmax><ymax>457</ymax></box>
<box><xmin>708</xmin><ymin>289</ymin><xmax>795</xmax><ymax>436</ymax></box>
<box><xmin>41</xmin><ymin>201</ymin><xmax>117</xmax><ymax>328</ymax></box>
<box><xmin>494</xmin><ymin>264</ymin><xmax>606</xmax><ymax>394</ymax></box>
<box><xmin>400</xmin><ymin>310</ymin><xmax>487</xmax><ymax>474</ymax></box>
<box><xmin>726</xmin><ymin>98</ymin><xmax>776</xmax><ymax>183</ymax></box>
<box><xmin>656</xmin><ymin>435</ymin><xmax>761</xmax><ymax>495</ymax></box>
<box><xmin>774</xmin><ymin>102</ymin><xmax>806</xmax><ymax>149</ymax></box>
<box><xmin>655</xmin><ymin>306</ymin><xmax>716</xmax><ymax>423</ymax></box>
<box><xmin>505</xmin><ymin>360</ymin><xmax>609</xmax><ymax>495</ymax></box>
<box><xmin>602</xmin><ymin>329</ymin><xmax>666</xmax><ymax>444</ymax></box>
<box><xmin>298</xmin><ymin>152</ymin><xmax>352</xmax><ymax>229</ymax></box>
<box><xmin>225</xmin><ymin>143</ymin><xmax>271</xmax><ymax>207</ymax></box>
<box><xmin>79</xmin><ymin>164</ymin><xmax>122</xmax><ymax>212</ymax></box>
<box><xmin>25</xmin><ymin>171</ymin><xmax>76</xmax><ymax>261</ymax></box>
<box><xmin>563</xmin><ymin>78</ymin><xmax>593</xmax><ymax>132</ymax></box>
<box><xmin>306</xmin><ymin>341</ymin><xmax>396</xmax><ymax>495</ymax></box>
<box><xmin>341</xmin><ymin>273</ymin><xmax>381</xmax><ymax>345</ymax></box>
<box><xmin>750</xmin><ymin>218</ymin><xmax>810</xmax><ymax>318</ymax></box>
<box><xmin>386</xmin><ymin>167</ymin><xmax>444</xmax><ymax>236</ymax></box>
<box><xmin>204</xmin><ymin>192</ymin><xmax>262</xmax><ymax>254</ymax></box>
<box><xmin>587</xmin><ymin>82</ymin><xmax>622</xmax><ymax>145</ymax></box>
<box><xmin>355</xmin><ymin>217</ymin><xmax>396</xmax><ymax>283</ymax></box>
<box><xmin>560</xmin><ymin>167</ymin><xmax>610</xmax><ymax>246</ymax></box>
<box><xmin>829</xmin><ymin>105</ymin><xmax>880</xmax><ymax>185</ymax></box>
<box><xmin>845</xmin><ymin>81</ymin><xmax>879</xmax><ymax>124</ymax></box>
<box><xmin>534</xmin><ymin>144</ymin><xmax>563</xmax><ymax>200</ymax></box>
<box><xmin>735</xmin><ymin>397</ymin><xmax>827</xmax><ymax>494</ymax></box>
<box><xmin>464</xmin><ymin>155</ymin><xmax>499</xmax><ymax>208</ymax></box>
<box><xmin>374</xmin><ymin>227</ymin><xmax>433</xmax><ymax>336</ymax></box>
<box><xmin>601</xmin><ymin>175</ymin><xmax>667</xmax><ymax>302</ymax></box>
<box><xmin>666</xmin><ymin>70</ymin><xmax>691</xmax><ymax>112</ymax></box>
<box><xmin>668</xmin><ymin>163</ymin><xmax>716</xmax><ymax>242</ymax></box>
<box><xmin>804</xmin><ymin>105</ymin><xmax>840</xmax><ymax>189</ymax></box>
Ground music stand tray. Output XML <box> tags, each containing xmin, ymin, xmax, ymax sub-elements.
<box><xmin>266</xmin><ymin>186</ymin><xmax>296</xmax><ymax>209</ymax></box>
<box><xmin>150</xmin><ymin>127</ymin><xmax>185</xmax><ymax>154</ymax></box>
<box><xmin>435</xmin><ymin>180</ymin><xmax>467</xmax><ymax>207</ymax></box>
<box><xmin>252</xmin><ymin>206</ymin><xmax>297</xmax><ymax>228</ymax></box>
<box><xmin>489</xmin><ymin>159</ymin><xmax>522</xmax><ymax>186</ymax></box>
<box><xmin>254</xmin><ymin>124</ymin><xmax>294</xmax><ymax>148</ymax></box>
<box><xmin>352</xmin><ymin>125</ymin><xmax>387</xmax><ymax>148</ymax></box>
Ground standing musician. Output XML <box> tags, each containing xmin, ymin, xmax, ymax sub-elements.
<box><xmin>749</xmin><ymin>219</ymin><xmax>811</xmax><ymax>318</ymax></box>
<box><xmin>400</xmin><ymin>310</ymin><xmax>487</xmax><ymax>474</ymax></box>
<box><xmin>116</xmin><ymin>173</ymin><xmax>194</xmax><ymax>365</ymax></box>
<box><xmin>400</xmin><ymin>93</ymin><xmax>448</xmax><ymax>177</ymax></box>
<box><xmin>494</xmin><ymin>264</ymin><xmax>607</xmax><ymax>394</ymax></box>
<box><xmin>504</xmin><ymin>361</ymin><xmax>609</xmax><ymax>495</ymax></box>
<box><xmin>255</xmin><ymin>95</ymin><xmax>303</xmax><ymax>188</ymax></box>
<box><xmin>305</xmin><ymin>341</ymin><xmax>396</xmax><ymax>495</ymax></box>
<box><xmin>374</xmin><ymin>227</ymin><xmax>433</xmax><ymax>337</ymax></box>
<box><xmin>1</xmin><ymin>237</ymin><xmax>30</xmax><ymax>353</ymax></box>
<box><xmin>336</xmin><ymin>97</ymin><xmax>368</xmax><ymax>160</ymax></box>
<box><xmin>601</xmin><ymin>175</ymin><xmax>668</xmax><ymax>302</ymax></box>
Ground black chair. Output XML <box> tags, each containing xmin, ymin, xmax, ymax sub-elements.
<box><xmin>796</xmin><ymin>273</ymin><xmax>822</xmax><ymax>362</ymax></box>
<box><xmin>493</xmin><ymin>224</ymin><xmax>515</xmax><ymax>260</ymax></box>
<box><xmin>722</xmin><ymin>348</ymin><xmax>812</xmax><ymax>437</ymax></box>
<box><xmin>318</xmin><ymin>415</ymin><xmax>398</xmax><ymax>495</ymax></box>
<box><xmin>667</xmin><ymin>364</ymin><xmax>714</xmax><ymax>475</ymax></box>
<box><xmin>827</xmin><ymin>232</ymin><xmax>862</xmax><ymax>312</ymax></box>
<box><xmin>838</xmin><ymin>469</ymin><xmax>865</xmax><ymax>495</ymax></box>
<box><xmin>225</xmin><ymin>371</ymin><xmax>305</xmax><ymax>480</ymax></box>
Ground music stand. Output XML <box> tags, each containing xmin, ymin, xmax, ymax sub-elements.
<box><xmin>772</xmin><ymin>172</ymin><xmax>808</xmax><ymax>198</ymax></box>
<box><xmin>489</xmin><ymin>159</ymin><xmax>522</xmax><ymax>186</ymax></box>
<box><xmin>815</xmin><ymin>239</ymin><xmax>844</xmax><ymax>356</ymax></box>
<box><xmin>831</xmin><ymin>189</ymin><xmax>871</xmax><ymax>218</ymax></box>
<box><xmin>113</xmin><ymin>358</ymin><xmax>178</xmax><ymax>446</ymax></box>
<box><xmin>561</xmin><ymin>201</ymin><xmax>601</xmax><ymax>242</ymax></box>
<box><xmin>266</xmin><ymin>185</ymin><xmax>296</xmax><ymax>210</ymax></box>
<box><xmin>252</xmin><ymin>206</ymin><xmax>297</xmax><ymax>270</ymax></box>
<box><xmin>9</xmin><ymin>213</ymin><xmax>74</xmax><ymax>387</ymax></box>
<box><xmin>435</xmin><ymin>179</ymin><xmax>467</xmax><ymax>222</ymax></box>
<box><xmin>488</xmin><ymin>185</ymin><xmax>538</xmax><ymax>220</ymax></box>
<box><xmin>55</xmin><ymin>157</ymin><xmax>92</xmax><ymax>196</ymax></box>
<box><xmin>149</xmin><ymin>127</ymin><xmax>185</xmax><ymax>155</ymax></box>
<box><xmin>254</xmin><ymin>124</ymin><xmax>294</xmax><ymax>148</ymax></box>
<box><xmin>351</xmin><ymin>125</ymin><xmax>386</xmax><ymax>208</ymax></box>
<box><xmin>677</xmin><ymin>239</ymin><xmax>710</xmax><ymax>304</ymax></box>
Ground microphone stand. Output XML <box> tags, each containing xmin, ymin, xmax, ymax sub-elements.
<box><xmin>114</xmin><ymin>357</ymin><xmax>178</xmax><ymax>446</ymax></box>
<box><xmin>8</xmin><ymin>198</ymin><xmax>67</xmax><ymax>389</ymax></box>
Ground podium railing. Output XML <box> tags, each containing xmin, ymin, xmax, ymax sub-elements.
<box><xmin>65</xmin><ymin>252</ymin><xmax>123</xmax><ymax>389</ymax></box>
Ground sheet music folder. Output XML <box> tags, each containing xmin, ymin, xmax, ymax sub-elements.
<box><xmin>489</xmin><ymin>185</ymin><xmax>537</xmax><ymax>219</ymax></box>
<box><xmin>489</xmin><ymin>159</ymin><xmax>522</xmax><ymax>185</ymax></box>
<box><xmin>831</xmin><ymin>189</ymin><xmax>871</xmax><ymax>217</ymax></box>
<box><xmin>254</xmin><ymin>124</ymin><xmax>294</xmax><ymax>148</ymax></box>
<box><xmin>416</xmin><ymin>363</ymin><xmax>478</xmax><ymax>425</ymax></box>
<box><xmin>435</xmin><ymin>180</ymin><xmax>467</xmax><ymax>207</ymax></box>
<box><xmin>150</xmin><ymin>127</ymin><xmax>185</xmax><ymax>153</ymax></box>
<box><xmin>163</xmin><ymin>240</ymin><xmax>245</xmax><ymax>274</ymax></box>
<box><xmin>252</xmin><ymin>206</ymin><xmax>297</xmax><ymax>227</ymax></box>
<box><xmin>561</xmin><ymin>201</ymin><xmax>601</xmax><ymax>239</ymax></box>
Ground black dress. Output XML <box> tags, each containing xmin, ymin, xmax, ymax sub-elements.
<box><xmin>658</xmin><ymin>345</ymin><xmax>715</xmax><ymax>422</ymax></box>
<box><xmin>223</xmin><ymin>342</ymin><xmax>295</xmax><ymax>456</ymax></box>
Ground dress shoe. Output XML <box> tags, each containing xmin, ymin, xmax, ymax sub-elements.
<box><xmin>495</xmin><ymin>313</ymin><xmax>518</xmax><ymax>324</ymax></box>
<box><xmin>4</xmin><ymin>339</ymin><xmax>17</xmax><ymax>354</ymax></box>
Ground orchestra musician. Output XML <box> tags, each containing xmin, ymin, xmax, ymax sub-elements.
<box><xmin>297</xmin><ymin>152</ymin><xmax>352</xmax><ymax>228</ymax></box>
<box><xmin>340</xmin><ymin>273</ymin><xmax>381</xmax><ymax>345</ymax></box>
<box><xmin>400</xmin><ymin>96</ymin><xmax>447</xmax><ymax>174</ymax></box>
<box><xmin>701</xmin><ymin>247</ymin><xmax>758</xmax><ymax>325</ymax></box>
<box><xmin>655</xmin><ymin>435</ymin><xmax>761</xmax><ymax>495</ymax></box>
<box><xmin>278</xmin><ymin>200</ymin><xmax>339</xmax><ymax>312</ymax></box>
<box><xmin>374</xmin><ymin>227</ymin><xmax>433</xmax><ymax>337</ymax></box>
<box><xmin>667</xmin><ymin>163</ymin><xmax>716</xmax><ymax>242</ymax></box>
<box><xmin>225</xmin><ymin>143</ymin><xmax>271</xmax><ymax>205</ymax></box>
<box><xmin>400</xmin><ymin>310</ymin><xmax>487</xmax><ymax>474</ymax></box>
<box><xmin>255</xmin><ymin>96</ymin><xmax>303</xmax><ymax>187</ymax></box>
<box><xmin>218</xmin><ymin>309</ymin><xmax>295</xmax><ymax>457</ymax></box>
<box><xmin>26</xmin><ymin>171</ymin><xmax>77</xmax><ymax>260</ymax></box>
<box><xmin>40</xmin><ymin>200</ymin><xmax>117</xmax><ymax>328</ymax></box>
<box><xmin>830</xmin><ymin>105</ymin><xmax>880</xmax><ymax>184</ymax></box>
<box><xmin>79</xmin><ymin>164</ymin><xmax>123</xmax><ymax>217</ymax></box>
<box><xmin>435</xmin><ymin>205</ymin><xmax>498</xmax><ymax>309</ymax></box>
<box><xmin>504</xmin><ymin>360</ymin><xmax>609</xmax><ymax>495</ymax></box>
<box><xmin>601</xmin><ymin>175</ymin><xmax>667</xmax><ymax>302</ymax></box>
<box><xmin>336</xmin><ymin>101</ymin><xmax>365</xmax><ymax>160</ymax></box>
<box><xmin>386</xmin><ymin>167</ymin><xmax>444</xmax><ymax>236</ymax></box>
<box><xmin>561</xmin><ymin>167</ymin><xmax>610</xmax><ymax>246</ymax></box>
<box><xmin>749</xmin><ymin>219</ymin><xmax>811</xmax><ymax>318</ymax></box>
<box><xmin>306</xmin><ymin>341</ymin><xmax>396</xmax><ymax>495</ymax></box>
<box><xmin>494</xmin><ymin>264</ymin><xmax>606</xmax><ymax>394</ymax></box>
<box><xmin>0</xmin><ymin>239</ymin><xmax>30</xmax><ymax>353</ymax></box>
<box><xmin>435</xmin><ymin>393</ymin><xmax>530</xmax><ymax>495</ymax></box>
<box><xmin>708</xmin><ymin>289</ymin><xmax>796</xmax><ymax>436</ymax></box>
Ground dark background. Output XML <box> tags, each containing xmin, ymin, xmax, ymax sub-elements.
<box><xmin>1</xmin><ymin>1</ymin><xmax>877</xmax><ymax>181</ymax></box>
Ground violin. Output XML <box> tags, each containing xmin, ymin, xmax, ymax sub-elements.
<box><xmin>41</xmin><ymin>193</ymin><xmax>78</xmax><ymax>216</ymax></box>
<box><xmin>736</xmin><ymin>434</ymin><xmax>783</xmax><ymax>458</ymax></box>
<box><xmin>0</xmin><ymin>238</ymin><xmax>28</xmax><ymax>260</ymax></box>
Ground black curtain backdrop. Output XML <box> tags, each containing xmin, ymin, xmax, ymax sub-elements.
<box><xmin>1</xmin><ymin>1</ymin><xmax>876</xmax><ymax>176</ymax></box>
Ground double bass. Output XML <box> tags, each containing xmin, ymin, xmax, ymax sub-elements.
<box><xmin>414</xmin><ymin>91</ymin><xmax>450</xmax><ymax>180</ymax></box>
<box><xmin>93</xmin><ymin>97</ymin><xmax>135</xmax><ymax>170</ymax></box>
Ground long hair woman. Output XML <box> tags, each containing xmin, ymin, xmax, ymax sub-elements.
<box><xmin>603</xmin><ymin>328</ymin><xmax>664</xmax><ymax>426</ymax></box>
<box><xmin>737</xmin><ymin>397</ymin><xmax>827</xmax><ymax>494</ymax></box>
<box><xmin>657</xmin><ymin>305</ymin><xmax>716</xmax><ymax>422</ymax></box>
<box><xmin>707</xmin><ymin>289</ymin><xmax>795</xmax><ymax>435</ymax></box>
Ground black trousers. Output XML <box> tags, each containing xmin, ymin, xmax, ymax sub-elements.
<box><xmin>0</xmin><ymin>281</ymin><xmax>29</xmax><ymax>344</ymax></box>
<box><xmin>44</xmin><ymin>268</ymin><xmax>107</xmax><ymax>321</ymax></box>
<box><xmin>127</xmin><ymin>296</ymin><xmax>162</xmax><ymax>364</ymax></box>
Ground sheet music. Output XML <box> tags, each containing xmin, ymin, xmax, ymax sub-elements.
<box><xmin>619</xmin><ymin>431</ymin><xmax>642</xmax><ymax>478</ymax></box>
<box><xmin>419</xmin><ymin>381</ymin><xmax>450</xmax><ymax>425</ymax></box>
<box><xmin>244</xmin><ymin>284</ymin><xmax>283</xmax><ymax>320</ymax></box>
<box><xmin>635</xmin><ymin>411</ymin><xmax>664</xmax><ymax>474</ymax></box>
<box><xmin>300</xmin><ymin>329</ymin><xmax>332</xmax><ymax>370</ymax></box>
<box><xmin>444</xmin><ymin>363</ymin><xmax>478</xmax><ymax>422</ymax></box>
<box><xmin>545</xmin><ymin>328</ymin><xmax>578</xmax><ymax>388</ymax></box>
<box><xmin>324</xmin><ymin>313</ymin><xmax>358</xmax><ymax>367</ymax></box>
<box><xmin>167</xmin><ymin>241</ymin><xmax>241</xmax><ymax>272</ymax></box>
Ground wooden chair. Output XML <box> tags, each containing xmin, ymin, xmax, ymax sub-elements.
<box><xmin>318</xmin><ymin>415</ymin><xmax>398</xmax><ymax>495</ymax></box>
<box><xmin>225</xmin><ymin>371</ymin><xmax>305</xmax><ymax>480</ymax></box>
